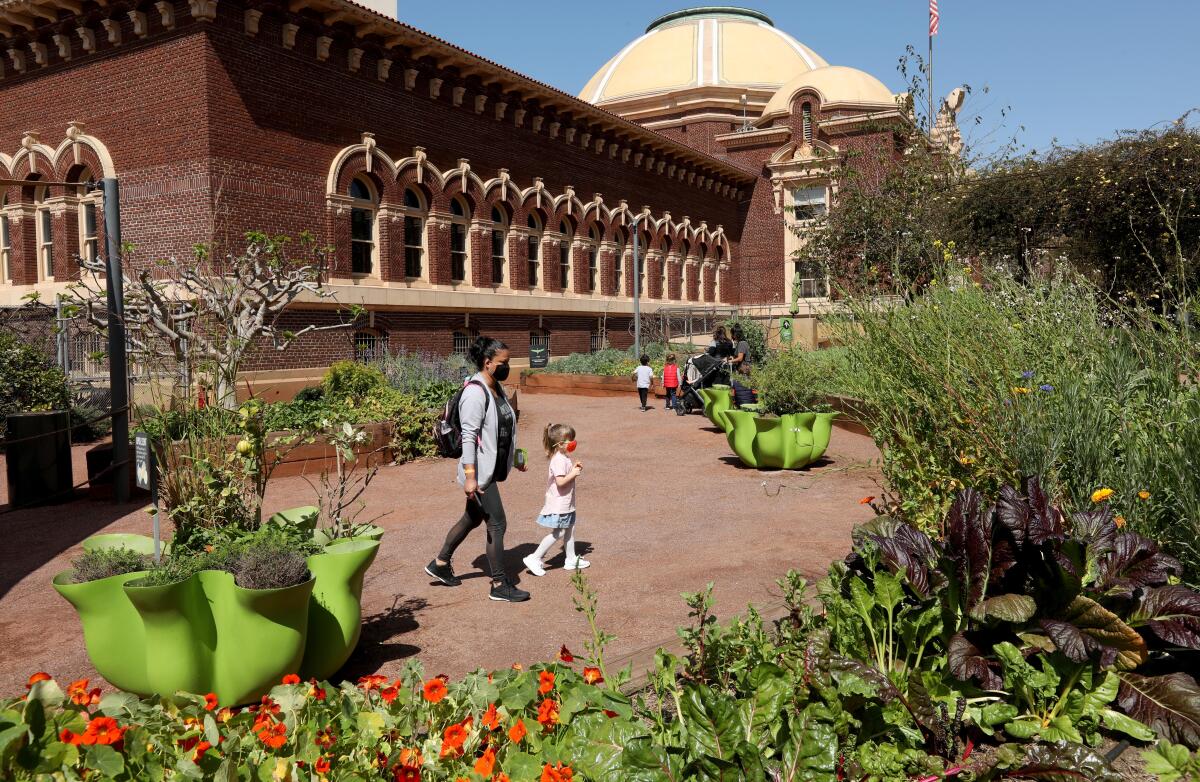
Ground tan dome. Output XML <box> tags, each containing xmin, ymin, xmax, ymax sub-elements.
<box><xmin>580</xmin><ymin>7</ymin><xmax>827</xmax><ymax>107</ymax></box>
<box><xmin>758</xmin><ymin>65</ymin><xmax>897</xmax><ymax>124</ymax></box>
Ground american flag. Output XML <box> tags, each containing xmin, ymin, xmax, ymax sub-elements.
<box><xmin>929</xmin><ymin>0</ymin><xmax>940</xmax><ymax>36</ymax></box>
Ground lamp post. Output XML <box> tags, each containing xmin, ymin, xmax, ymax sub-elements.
<box><xmin>102</xmin><ymin>177</ymin><xmax>130</xmax><ymax>503</ymax></box>
<box><xmin>631</xmin><ymin>212</ymin><xmax>646</xmax><ymax>359</ymax></box>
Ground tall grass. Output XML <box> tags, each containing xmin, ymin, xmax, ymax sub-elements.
<box><xmin>829</xmin><ymin>268</ymin><xmax>1200</xmax><ymax>581</ymax></box>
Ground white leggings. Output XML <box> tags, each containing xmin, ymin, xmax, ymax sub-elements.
<box><xmin>532</xmin><ymin>523</ymin><xmax>576</xmax><ymax>562</ymax></box>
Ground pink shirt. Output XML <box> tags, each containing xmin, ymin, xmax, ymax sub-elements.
<box><xmin>540</xmin><ymin>451</ymin><xmax>576</xmax><ymax>515</ymax></box>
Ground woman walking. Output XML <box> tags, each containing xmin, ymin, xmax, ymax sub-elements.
<box><xmin>426</xmin><ymin>336</ymin><xmax>530</xmax><ymax>602</ymax></box>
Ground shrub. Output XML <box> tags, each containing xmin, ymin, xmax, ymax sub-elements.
<box><xmin>70</xmin><ymin>403</ymin><xmax>112</xmax><ymax>442</ymax></box>
<box><xmin>322</xmin><ymin>361</ymin><xmax>386</xmax><ymax>399</ymax></box>
<box><xmin>292</xmin><ymin>385</ymin><xmax>324</xmax><ymax>402</ymax></box>
<box><xmin>749</xmin><ymin>345</ymin><xmax>847</xmax><ymax>415</ymax></box>
<box><xmin>0</xmin><ymin>331</ymin><xmax>71</xmax><ymax>440</ymax></box>
<box><xmin>228</xmin><ymin>533</ymin><xmax>311</xmax><ymax>590</ymax></box>
<box><xmin>374</xmin><ymin>349</ymin><xmax>470</xmax><ymax>409</ymax></box>
<box><xmin>831</xmin><ymin>266</ymin><xmax>1200</xmax><ymax>579</ymax></box>
<box><xmin>133</xmin><ymin>527</ymin><xmax>316</xmax><ymax>589</ymax></box>
<box><xmin>69</xmin><ymin>547</ymin><xmax>151</xmax><ymax>583</ymax></box>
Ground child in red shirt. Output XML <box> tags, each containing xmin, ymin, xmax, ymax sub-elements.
<box><xmin>662</xmin><ymin>353</ymin><xmax>681</xmax><ymax>410</ymax></box>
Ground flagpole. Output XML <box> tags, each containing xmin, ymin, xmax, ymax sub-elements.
<box><xmin>928</xmin><ymin>26</ymin><xmax>934</xmax><ymax>134</ymax></box>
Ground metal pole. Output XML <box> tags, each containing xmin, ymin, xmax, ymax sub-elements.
<box><xmin>632</xmin><ymin>215</ymin><xmax>642</xmax><ymax>359</ymax></box>
<box><xmin>102</xmin><ymin>177</ymin><xmax>130</xmax><ymax>503</ymax></box>
<box><xmin>928</xmin><ymin>31</ymin><xmax>934</xmax><ymax>135</ymax></box>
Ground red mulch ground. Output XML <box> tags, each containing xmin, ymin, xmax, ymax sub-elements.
<box><xmin>0</xmin><ymin>393</ymin><xmax>882</xmax><ymax>695</ymax></box>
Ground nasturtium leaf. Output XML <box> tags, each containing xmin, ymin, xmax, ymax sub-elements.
<box><xmin>203</xmin><ymin>713</ymin><xmax>220</xmax><ymax>746</ymax></box>
<box><xmin>1116</xmin><ymin>672</ymin><xmax>1200</xmax><ymax>748</ymax></box>
<box><xmin>87</xmin><ymin>744</ymin><xmax>125</xmax><ymax>777</ymax></box>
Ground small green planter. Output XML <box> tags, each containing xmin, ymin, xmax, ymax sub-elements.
<box><xmin>698</xmin><ymin>385</ymin><xmax>732</xmax><ymax>429</ymax></box>
<box><xmin>53</xmin><ymin>509</ymin><xmax>381</xmax><ymax>705</ymax></box>
<box><xmin>723</xmin><ymin>410</ymin><xmax>838</xmax><ymax>469</ymax></box>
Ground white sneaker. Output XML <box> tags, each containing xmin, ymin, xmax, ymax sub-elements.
<box><xmin>523</xmin><ymin>555</ymin><xmax>546</xmax><ymax>576</ymax></box>
<box><xmin>563</xmin><ymin>557</ymin><xmax>591</xmax><ymax>570</ymax></box>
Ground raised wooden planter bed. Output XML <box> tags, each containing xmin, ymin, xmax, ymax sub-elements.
<box><xmin>520</xmin><ymin>372</ymin><xmax>664</xmax><ymax>399</ymax></box>
<box><xmin>169</xmin><ymin>421</ymin><xmax>395</xmax><ymax>478</ymax></box>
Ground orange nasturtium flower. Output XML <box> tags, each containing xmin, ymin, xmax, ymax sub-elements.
<box><xmin>582</xmin><ymin>667</ymin><xmax>604</xmax><ymax>685</ymax></box>
<box><xmin>1115</xmin><ymin>515</ymin><xmax>1127</xmax><ymax>528</ymax></box>
<box><xmin>314</xmin><ymin>756</ymin><xmax>331</xmax><ymax>775</ymax></box>
<box><xmin>60</xmin><ymin>728</ymin><xmax>83</xmax><ymax>746</ymax></box>
<box><xmin>482</xmin><ymin>703</ymin><xmax>500</xmax><ymax>730</ymax></box>
<box><xmin>557</xmin><ymin>645</ymin><xmax>575</xmax><ymax>663</ymax></box>
<box><xmin>216</xmin><ymin>707</ymin><xmax>236</xmax><ymax>723</ymax></box>
<box><xmin>380</xmin><ymin>683</ymin><xmax>401</xmax><ymax>704</ymax></box>
<box><xmin>393</xmin><ymin>765</ymin><xmax>422</xmax><ymax>782</ymax></box>
<box><xmin>508</xmin><ymin>719</ymin><xmax>527</xmax><ymax>744</ymax></box>
<box><xmin>540</xmin><ymin>762</ymin><xmax>574</xmax><ymax>782</ymax></box>
<box><xmin>440</xmin><ymin>721</ymin><xmax>470</xmax><ymax>758</ymax></box>
<box><xmin>191</xmin><ymin>740</ymin><xmax>212</xmax><ymax>764</ymax></box>
<box><xmin>357</xmin><ymin>674</ymin><xmax>389</xmax><ymax>691</ymax></box>
<box><xmin>1091</xmin><ymin>487</ymin><xmax>1114</xmax><ymax>503</ymax></box>
<box><xmin>1139</xmin><ymin>490</ymin><xmax>1151</xmax><ymax>500</ymax></box>
<box><xmin>204</xmin><ymin>693</ymin><xmax>219</xmax><ymax>711</ymax></box>
<box><xmin>82</xmin><ymin>716</ymin><xmax>125</xmax><ymax>746</ymax></box>
<box><xmin>256</xmin><ymin>721</ymin><xmax>288</xmax><ymax>750</ymax></box>
<box><xmin>308</xmin><ymin>680</ymin><xmax>327</xmax><ymax>701</ymax></box>
<box><xmin>495</xmin><ymin>774</ymin><xmax>511</xmax><ymax>782</ymax></box>
<box><xmin>398</xmin><ymin>748</ymin><xmax>423</xmax><ymax>768</ymax></box>
<box><xmin>538</xmin><ymin>671</ymin><xmax>556</xmax><ymax>694</ymax></box>
<box><xmin>474</xmin><ymin>746</ymin><xmax>497</xmax><ymax>777</ymax></box>
<box><xmin>537</xmin><ymin>699</ymin><xmax>560</xmax><ymax>729</ymax></box>
<box><xmin>423</xmin><ymin>677</ymin><xmax>448</xmax><ymax>703</ymax></box>
<box><xmin>67</xmin><ymin>678</ymin><xmax>101</xmax><ymax>707</ymax></box>
<box><xmin>281</xmin><ymin>674</ymin><xmax>301</xmax><ymax>685</ymax></box>
<box><xmin>859</xmin><ymin>496</ymin><xmax>875</xmax><ymax>505</ymax></box>
<box><xmin>27</xmin><ymin>672</ymin><xmax>52</xmax><ymax>690</ymax></box>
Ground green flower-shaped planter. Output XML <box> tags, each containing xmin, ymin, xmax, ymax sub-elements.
<box><xmin>723</xmin><ymin>410</ymin><xmax>838</xmax><ymax>469</ymax></box>
<box><xmin>53</xmin><ymin>510</ymin><xmax>380</xmax><ymax>705</ymax></box>
<box><xmin>698</xmin><ymin>385</ymin><xmax>733</xmax><ymax>428</ymax></box>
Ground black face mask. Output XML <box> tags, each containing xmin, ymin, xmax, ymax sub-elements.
<box><xmin>491</xmin><ymin>363</ymin><xmax>511</xmax><ymax>382</ymax></box>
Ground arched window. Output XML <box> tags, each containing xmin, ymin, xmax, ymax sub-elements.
<box><xmin>662</xmin><ymin>236</ymin><xmax>673</xmax><ymax>298</ymax></box>
<box><xmin>449</xmin><ymin>196</ymin><xmax>470</xmax><ymax>282</ymax></box>
<box><xmin>35</xmin><ymin>185</ymin><xmax>53</xmax><ymax>281</ymax></box>
<box><xmin>589</xmin><ymin>328</ymin><xmax>605</xmax><ymax>352</ymax></box>
<box><xmin>401</xmin><ymin>187</ymin><xmax>426</xmax><ymax>279</ymax></box>
<box><xmin>348</xmin><ymin>177</ymin><xmax>377</xmax><ymax>275</ymax></box>
<box><xmin>490</xmin><ymin>205</ymin><xmax>508</xmax><ymax>285</ymax></box>
<box><xmin>614</xmin><ymin>228</ymin><xmax>626</xmax><ymax>296</ymax></box>
<box><xmin>353</xmin><ymin>329</ymin><xmax>388</xmax><ymax>363</ymax></box>
<box><xmin>586</xmin><ymin>225</ymin><xmax>600</xmax><ymax>293</ymax></box>
<box><xmin>558</xmin><ymin>219</ymin><xmax>573</xmax><ymax>292</ymax></box>
<box><xmin>526</xmin><ymin>213</ymin><xmax>542</xmax><ymax>289</ymax></box>
<box><xmin>74</xmin><ymin>168</ymin><xmax>100</xmax><ymax>263</ymax></box>
<box><xmin>1</xmin><ymin>194</ymin><xmax>10</xmax><ymax>283</ymax></box>
<box><xmin>801</xmin><ymin>102</ymin><xmax>813</xmax><ymax>143</ymax></box>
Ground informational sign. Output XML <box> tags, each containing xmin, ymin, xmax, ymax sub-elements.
<box><xmin>134</xmin><ymin>431</ymin><xmax>155</xmax><ymax>491</ymax></box>
<box><xmin>780</xmin><ymin>317</ymin><xmax>794</xmax><ymax>344</ymax></box>
<box><xmin>529</xmin><ymin>344</ymin><xmax>549</xmax><ymax>368</ymax></box>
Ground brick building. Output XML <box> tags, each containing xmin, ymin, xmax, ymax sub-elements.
<box><xmin>0</xmin><ymin>2</ymin><xmax>911</xmax><ymax>382</ymax></box>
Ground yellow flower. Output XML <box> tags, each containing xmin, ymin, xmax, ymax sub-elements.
<box><xmin>1114</xmin><ymin>515</ymin><xmax>1126</xmax><ymax>528</ymax></box>
<box><xmin>958</xmin><ymin>454</ymin><xmax>976</xmax><ymax>465</ymax></box>
<box><xmin>1091</xmin><ymin>488</ymin><xmax>1114</xmax><ymax>503</ymax></box>
<box><xmin>1012</xmin><ymin>387</ymin><xmax>1030</xmax><ymax>395</ymax></box>
<box><xmin>1138</xmin><ymin>490</ymin><xmax>1151</xmax><ymax>500</ymax></box>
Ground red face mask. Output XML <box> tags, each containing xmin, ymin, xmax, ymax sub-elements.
<box><xmin>565</xmin><ymin>440</ymin><xmax>578</xmax><ymax>453</ymax></box>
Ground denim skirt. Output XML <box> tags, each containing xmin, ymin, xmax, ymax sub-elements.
<box><xmin>536</xmin><ymin>511</ymin><xmax>577</xmax><ymax>529</ymax></box>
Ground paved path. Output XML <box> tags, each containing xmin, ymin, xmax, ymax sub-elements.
<box><xmin>0</xmin><ymin>393</ymin><xmax>881</xmax><ymax>694</ymax></box>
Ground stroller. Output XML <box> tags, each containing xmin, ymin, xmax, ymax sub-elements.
<box><xmin>675</xmin><ymin>352</ymin><xmax>730</xmax><ymax>415</ymax></box>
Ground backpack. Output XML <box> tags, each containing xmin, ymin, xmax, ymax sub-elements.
<box><xmin>433</xmin><ymin>379</ymin><xmax>489</xmax><ymax>458</ymax></box>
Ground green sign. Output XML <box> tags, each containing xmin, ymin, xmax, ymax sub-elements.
<box><xmin>780</xmin><ymin>317</ymin><xmax>794</xmax><ymax>343</ymax></box>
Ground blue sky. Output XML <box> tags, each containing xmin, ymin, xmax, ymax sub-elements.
<box><xmin>397</xmin><ymin>1</ymin><xmax>1199</xmax><ymax>159</ymax></box>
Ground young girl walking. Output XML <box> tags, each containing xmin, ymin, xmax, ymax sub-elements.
<box><xmin>523</xmin><ymin>423</ymin><xmax>589</xmax><ymax>575</ymax></box>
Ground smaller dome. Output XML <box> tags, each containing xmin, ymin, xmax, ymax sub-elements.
<box><xmin>758</xmin><ymin>65</ymin><xmax>896</xmax><ymax>125</ymax></box>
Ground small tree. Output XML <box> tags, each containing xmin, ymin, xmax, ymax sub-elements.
<box><xmin>70</xmin><ymin>231</ymin><xmax>359</xmax><ymax>409</ymax></box>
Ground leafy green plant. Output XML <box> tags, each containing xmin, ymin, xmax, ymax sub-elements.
<box><xmin>322</xmin><ymin>360</ymin><xmax>386</xmax><ymax>399</ymax></box>
<box><xmin>1144</xmin><ymin>741</ymin><xmax>1200</xmax><ymax>782</ymax></box>
<box><xmin>306</xmin><ymin>419</ymin><xmax>385</xmax><ymax>540</ymax></box>
<box><xmin>750</xmin><ymin>345</ymin><xmax>847</xmax><ymax>415</ymax></box>
<box><xmin>69</xmin><ymin>548</ymin><xmax>151</xmax><ymax>584</ymax></box>
<box><xmin>723</xmin><ymin>315</ymin><xmax>769</xmax><ymax>365</ymax></box>
<box><xmin>0</xmin><ymin>330</ymin><xmax>71</xmax><ymax>441</ymax></box>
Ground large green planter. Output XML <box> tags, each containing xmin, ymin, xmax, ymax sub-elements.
<box><xmin>723</xmin><ymin>410</ymin><xmax>838</xmax><ymax>469</ymax></box>
<box><xmin>53</xmin><ymin>510</ymin><xmax>381</xmax><ymax>704</ymax></box>
<box><xmin>698</xmin><ymin>385</ymin><xmax>732</xmax><ymax>428</ymax></box>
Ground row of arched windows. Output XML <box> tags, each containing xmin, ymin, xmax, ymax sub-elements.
<box><xmin>342</xmin><ymin>174</ymin><xmax>723</xmax><ymax>300</ymax></box>
<box><xmin>0</xmin><ymin>169</ymin><xmax>101</xmax><ymax>285</ymax></box>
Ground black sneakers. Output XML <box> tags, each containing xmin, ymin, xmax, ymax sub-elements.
<box><xmin>425</xmin><ymin>559</ymin><xmax>462</xmax><ymax>587</ymax></box>
<box><xmin>489</xmin><ymin>580</ymin><xmax>530</xmax><ymax>602</ymax></box>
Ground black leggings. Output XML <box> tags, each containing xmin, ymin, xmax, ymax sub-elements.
<box><xmin>638</xmin><ymin>387</ymin><xmax>649</xmax><ymax>407</ymax></box>
<box><xmin>438</xmin><ymin>481</ymin><xmax>508</xmax><ymax>581</ymax></box>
